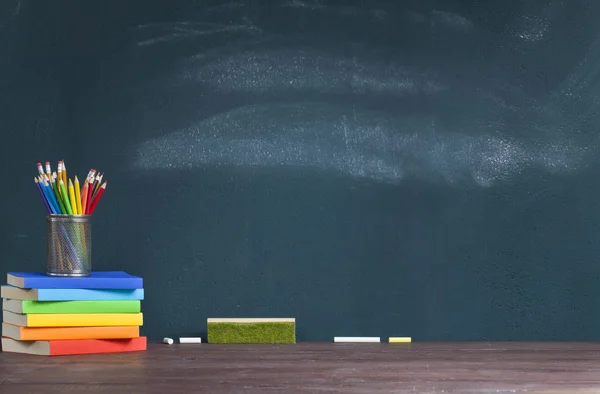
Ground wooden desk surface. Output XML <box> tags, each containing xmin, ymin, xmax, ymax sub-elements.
<box><xmin>1</xmin><ymin>342</ymin><xmax>599</xmax><ymax>393</ymax></box>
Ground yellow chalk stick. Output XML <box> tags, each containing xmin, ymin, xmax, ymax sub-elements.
<box><xmin>389</xmin><ymin>337</ymin><xmax>411</xmax><ymax>343</ymax></box>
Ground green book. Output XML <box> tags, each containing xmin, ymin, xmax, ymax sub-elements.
<box><xmin>2</xmin><ymin>299</ymin><xmax>141</xmax><ymax>314</ymax></box>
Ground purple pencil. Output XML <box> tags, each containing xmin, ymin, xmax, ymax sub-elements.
<box><xmin>34</xmin><ymin>177</ymin><xmax>52</xmax><ymax>214</ymax></box>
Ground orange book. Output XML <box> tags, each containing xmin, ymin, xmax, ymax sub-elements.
<box><xmin>1</xmin><ymin>336</ymin><xmax>147</xmax><ymax>356</ymax></box>
<box><xmin>2</xmin><ymin>323</ymin><xmax>139</xmax><ymax>341</ymax></box>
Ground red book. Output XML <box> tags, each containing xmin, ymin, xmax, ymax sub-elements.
<box><xmin>1</xmin><ymin>336</ymin><xmax>146</xmax><ymax>356</ymax></box>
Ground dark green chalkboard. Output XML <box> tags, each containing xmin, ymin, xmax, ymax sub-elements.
<box><xmin>2</xmin><ymin>0</ymin><xmax>600</xmax><ymax>341</ymax></box>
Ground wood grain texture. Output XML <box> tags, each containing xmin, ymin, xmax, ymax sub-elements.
<box><xmin>1</xmin><ymin>342</ymin><xmax>600</xmax><ymax>393</ymax></box>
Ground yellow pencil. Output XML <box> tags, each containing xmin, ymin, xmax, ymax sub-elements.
<box><xmin>74</xmin><ymin>176</ymin><xmax>82</xmax><ymax>215</ymax></box>
<box><xmin>68</xmin><ymin>179</ymin><xmax>78</xmax><ymax>215</ymax></box>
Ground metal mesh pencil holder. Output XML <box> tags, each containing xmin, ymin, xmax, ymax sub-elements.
<box><xmin>46</xmin><ymin>215</ymin><xmax>92</xmax><ymax>276</ymax></box>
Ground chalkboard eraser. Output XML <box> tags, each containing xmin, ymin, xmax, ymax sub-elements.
<box><xmin>334</xmin><ymin>337</ymin><xmax>380</xmax><ymax>343</ymax></box>
<box><xmin>207</xmin><ymin>318</ymin><xmax>296</xmax><ymax>344</ymax></box>
<box><xmin>389</xmin><ymin>337</ymin><xmax>411</xmax><ymax>343</ymax></box>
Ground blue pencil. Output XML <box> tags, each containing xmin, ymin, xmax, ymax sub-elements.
<box><xmin>45</xmin><ymin>178</ymin><xmax>62</xmax><ymax>214</ymax></box>
<box><xmin>34</xmin><ymin>177</ymin><xmax>52</xmax><ymax>214</ymax></box>
<box><xmin>42</xmin><ymin>178</ymin><xmax>59</xmax><ymax>214</ymax></box>
<box><xmin>41</xmin><ymin>178</ymin><xmax>60</xmax><ymax>214</ymax></box>
<box><xmin>47</xmin><ymin>177</ymin><xmax>64</xmax><ymax>214</ymax></box>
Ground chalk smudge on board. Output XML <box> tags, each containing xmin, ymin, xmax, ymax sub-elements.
<box><xmin>130</xmin><ymin>2</ymin><xmax>600</xmax><ymax>187</ymax></box>
<box><xmin>206</xmin><ymin>2</ymin><xmax>246</xmax><ymax>13</ymax></box>
<box><xmin>181</xmin><ymin>50</ymin><xmax>444</xmax><ymax>96</ymax></box>
<box><xmin>133</xmin><ymin>103</ymin><xmax>587</xmax><ymax>187</ymax></box>
<box><xmin>431</xmin><ymin>10</ymin><xmax>473</xmax><ymax>31</ymax></box>
<box><xmin>136</xmin><ymin>20</ymin><xmax>261</xmax><ymax>47</ymax></box>
<box><xmin>280</xmin><ymin>0</ymin><xmax>327</xmax><ymax>11</ymax></box>
<box><xmin>514</xmin><ymin>15</ymin><xmax>550</xmax><ymax>42</ymax></box>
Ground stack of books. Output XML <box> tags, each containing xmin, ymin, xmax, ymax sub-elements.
<box><xmin>0</xmin><ymin>271</ymin><xmax>146</xmax><ymax>356</ymax></box>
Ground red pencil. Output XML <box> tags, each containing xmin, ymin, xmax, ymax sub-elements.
<box><xmin>86</xmin><ymin>178</ymin><xmax>95</xmax><ymax>214</ymax></box>
<box><xmin>88</xmin><ymin>182</ymin><xmax>107</xmax><ymax>214</ymax></box>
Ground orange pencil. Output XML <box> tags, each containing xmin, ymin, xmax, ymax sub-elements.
<box><xmin>80</xmin><ymin>171</ymin><xmax>91</xmax><ymax>200</ymax></box>
<box><xmin>81</xmin><ymin>180</ymin><xmax>89</xmax><ymax>215</ymax></box>
<box><xmin>61</xmin><ymin>160</ymin><xmax>67</xmax><ymax>185</ymax></box>
<box><xmin>88</xmin><ymin>182</ymin><xmax>106</xmax><ymax>214</ymax></box>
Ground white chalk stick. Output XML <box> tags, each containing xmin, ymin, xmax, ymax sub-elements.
<box><xmin>334</xmin><ymin>337</ymin><xmax>380</xmax><ymax>343</ymax></box>
<box><xmin>179</xmin><ymin>337</ymin><xmax>202</xmax><ymax>343</ymax></box>
<box><xmin>163</xmin><ymin>337</ymin><xmax>174</xmax><ymax>345</ymax></box>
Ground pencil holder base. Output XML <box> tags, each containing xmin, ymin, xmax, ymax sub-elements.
<box><xmin>46</xmin><ymin>215</ymin><xmax>92</xmax><ymax>277</ymax></box>
<box><xmin>46</xmin><ymin>269</ymin><xmax>90</xmax><ymax>277</ymax></box>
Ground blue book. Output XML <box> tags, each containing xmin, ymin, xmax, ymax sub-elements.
<box><xmin>1</xmin><ymin>285</ymin><xmax>144</xmax><ymax>301</ymax></box>
<box><xmin>7</xmin><ymin>271</ymin><xmax>143</xmax><ymax>289</ymax></box>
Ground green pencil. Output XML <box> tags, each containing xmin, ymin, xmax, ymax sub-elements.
<box><xmin>59</xmin><ymin>179</ymin><xmax>73</xmax><ymax>215</ymax></box>
<box><xmin>50</xmin><ymin>177</ymin><xmax>66</xmax><ymax>214</ymax></box>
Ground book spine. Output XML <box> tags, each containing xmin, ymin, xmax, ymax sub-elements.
<box><xmin>38</xmin><ymin>289</ymin><xmax>144</xmax><ymax>301</ymax></box>
<box><xmin>22</xmin><ymin>278</ymin><xmax>143</xmax><ymax>289</ymax></box>
<box><xmin>17</xmin><ymin>326</ymin><xmax>140</xmax><ymax>340</ymax></box>
<box><xmin>27</xmin><ymin>313</ymin><xmax>143</xmax><ymax>327</ymax></box>
<box><xmin>22</xmin><ymin>300</ymin><xmax>141</xmax><ymax>314</ymax></box>
<box><xmin>50</xmin><ymin>337</ymin><xmax>147</xmax><ymax>355</ymax></box>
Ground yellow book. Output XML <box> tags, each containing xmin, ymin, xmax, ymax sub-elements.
<box><xmin>2</xmin><ymin>310</ymin><xmax>143</xmax><ymax>327</ymax></box>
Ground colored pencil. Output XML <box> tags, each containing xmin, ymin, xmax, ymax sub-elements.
<box><xmin>88</xmin><ymin>169</ymin><xmax>96</xmax><ymax>186</ymax></box>
<box><xmin>68</xmin><ymin>179</ymin><xmax>78</xmax><ymax>215</ymax></box>
<box><xmin>81</xmin><ymin>180</ymin><xmax>89</xmax><ymax>215</ymax></box>
<box><xmin>61</xmin><ymin>160</ymin><xmax>67</xmax><ymax>185</ymax></box>
<box><xmin>40</xmin><ymin>178</ymin><xmax>59</xmax><ymax>214</ymax></box>
<box><xmin>81</xmin><ymin>170</ymin><xmax>93</xmax><ymax>201</ymax></box>
<box><xmin>34</xmin><ymin>178</ymin><xmax>52</xmax><ymax>214</ymax></box>
<box><xmin>74</xmin><ymin>176</ymin><xmax>82</xmax><ymax>215</ymax></box>
<box><xmin>44</xmin><ymin>177</ymin><xmax>62</xmax><ymax>214</ymax></box>
<box><xmin>88</xmin><ymin>182</ymin><xmax>107</xmax><ymax>214</ymax></box>
<box><xmin>50</xmin><ymin>175</ymin><xmax>65</xmax><ymax>214</ymax></box>
<box><xmin>57</xmin><ymin>162</ymin><xmax>63</xmax><ymax>194</ymax></box>
<box><xmin>35</xmin><ymin>162</ymin><xmax>107</xmax><ymax>216</ymax></box>
<box><xmin>93</xmin><ymin>173</ymin><xmax>103</xmax><ymax>196</ymax></box>
<box><xmin>59</xmin><ymin>179</ymin><xmax>73</xmax><ymax>215</ymax></box>
<box><xmin>42</xmin><ymin>179</ymin><xmax>59</xmax><ymax>215</ymax></box>
<box><xmin>45</xmin><ymin>162</ymin><xmax>52</xmax><ymax>178</ymax></box>
<box><xmin>43</xmin><ymin>179</ymin><xmax>63</xmax><ymax>215</ymax></box>
<box><xmin>86</xmin><ymin>177</ymin><xmax>94</xmax><ymax>214</ymax></box>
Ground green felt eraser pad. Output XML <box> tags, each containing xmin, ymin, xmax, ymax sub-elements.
<box><xmin>207</xmin><ymin>318</ymin><xmax>296</xmax><ymax>344</ymax></box>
